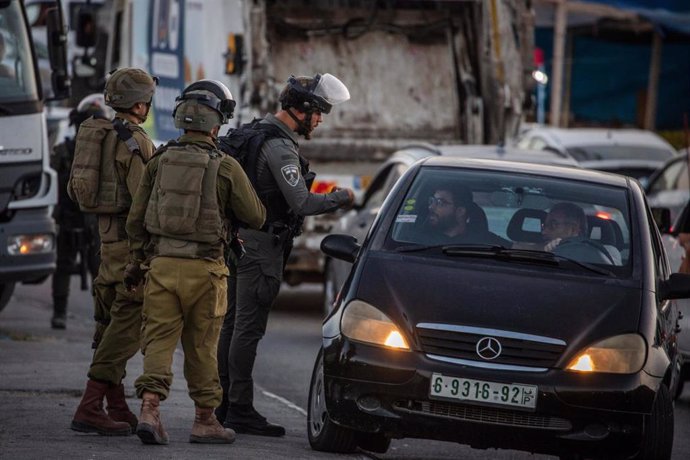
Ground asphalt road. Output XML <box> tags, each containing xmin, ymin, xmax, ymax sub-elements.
<box><xmin>2</xmin><ymin>278</ymin><xmax>690</xmax><ymax>459</ymax></box>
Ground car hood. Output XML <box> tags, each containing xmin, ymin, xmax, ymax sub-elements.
<box><xmin>355</xmin><ymin>253</ymin><xmax>642</xmax><ymax>353</ymax></box>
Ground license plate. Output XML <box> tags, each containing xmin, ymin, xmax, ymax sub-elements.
<box><xmin>430</xmin><ymin>373</ymin><xmax>538</xmax><ymax>409</ymax></box>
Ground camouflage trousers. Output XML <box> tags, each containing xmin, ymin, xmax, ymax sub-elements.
<box><xmin>135</xmin><ymin>256</ymin><xmax>229</xmax><ymax>408</ymax></box>
<box><xmin>87</xmin><ymin>240</ymin><xmax>144</xmax><ymax>384</ymax></box>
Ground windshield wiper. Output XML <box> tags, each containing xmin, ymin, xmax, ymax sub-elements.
<box><xmin>441</xmin><ymin>245</ymin><xmax>615</xmax><ymax>277</ymax></box>
<box><xmin>0</xmin><ymin>104</ymin><xmax>15</xmax><ymax>115</ymax></box>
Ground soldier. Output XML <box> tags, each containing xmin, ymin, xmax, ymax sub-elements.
<box><xmin>68</xmin><ymin>67</ymin><xmax>157</xmax><ymax>436</ymax></box>
<box><xmin>216</xmin><ymin>73</ymin><xmax>354</xmax><ymax>436</ymax></box>
<box><xmin>50</xmin><ymin>94</ymin><xmax>110</xmax><ymax>329</ymax></box>
<box><xmin>125</xmin><ymin>80</ymin><xmax>265</xmax><ymax>445</ymax></box>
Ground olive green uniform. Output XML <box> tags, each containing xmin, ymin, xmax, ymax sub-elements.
<box><xmin>68</xmin><ymin>114</ymin><xmax>155</xmax><ymax>384</ymax></box>
<box><xmin>127</xmin><ymin>133</ymin><xmax>265</xmax><ymax>408</ymax></box>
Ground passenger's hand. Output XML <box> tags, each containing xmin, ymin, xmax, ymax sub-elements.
<box><xmin>544</xmin><ymin>238</ymin><xmax>562</xmax><ymax>252</ymax></box>
<box><xmin>124</xmin><ymin>262</ymin><xmax>145</xmax><ymax>291</ymax></box>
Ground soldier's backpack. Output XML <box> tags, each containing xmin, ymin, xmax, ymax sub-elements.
<box><xmin>69</xmin><ymin>117</ymin><xmax>142</xmax><ymax>214</ymax></box>
<box><xmin>217</xmin><ymin>118</ymin><xmax>284</xmax><ymax>185</ymax></box>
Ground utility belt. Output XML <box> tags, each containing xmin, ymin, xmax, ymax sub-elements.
<box><xmin>97</xmin><ymin>214</ymin><xmax>128</xmax><ymax>243</ymax></box>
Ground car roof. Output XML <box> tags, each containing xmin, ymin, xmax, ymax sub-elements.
<box><xmin>419</xmin><ymin>156</ymin><xmax>631</xmax><ymax>188</ymax></box>
<box><xmin>522</xmin><ymin>127</ymin><xmax>676</xmax><ymax>153</ymax></box>
<box><xmin>390</xmin><ymin>143</ymin><xmax>580</xmax><ymax>168</ymax></box>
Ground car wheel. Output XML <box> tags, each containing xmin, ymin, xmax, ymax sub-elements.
<box><xmin>634</xmin><ymin>384</ymin><xmax>673</xmax><ymax>460</ymax></box>
<box><xmin>0</xmin><ymin>282</ymin><xmax>15</xmax><ymax>314</ymax></box>
<box><xmin>357</xmin><ymin>432</ymin><xmax>391</xmax><ymax>454</ymax></box>
<box><xmin>322</xmin><ymin>260</ymin><xmax>337</xmax><ymax>316</ymax></box>
<box><xmin>307</xmin><ymin>347</ymin><xmax>358</xmax><ymax>453</ymax></box>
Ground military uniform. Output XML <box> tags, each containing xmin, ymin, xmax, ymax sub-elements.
<box><xmin>217</xmin><ymin>113</ymin><xmax>350</xmax><ymax>432</ymax></box>
<box><xmin>50</xmin><ymin>137</ymin><xmax>99</xmax><ymax>328</ymax></box>
<box><xmin>127</xmin><ymin>131</ymin><xmax>265</xmax><ymax>444</ymax></box>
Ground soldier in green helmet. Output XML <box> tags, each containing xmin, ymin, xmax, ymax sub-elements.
<box><xmin>68</xmin><ymin>67</ymin><xmax>157</xmax><ymax>436</ymax></box>
<box><xmin>125</xmin><ymin>80</ymin><xmax>265</xmax><ymax>445</ymax></box>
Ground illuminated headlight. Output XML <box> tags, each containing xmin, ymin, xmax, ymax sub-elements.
<box><xmin>340</xmin><ymin>300</ymin><xmax>410</xmax><ymax>351</ymax></box>
<box><xmin>7</xmin><ymin>234</ymin><xmax>54</xmax><ymax>255</ymax></box>
<box><xmin>566</xmin><ymin>334</ymin><xmax>646</xmax><ymax>374</ymax></box>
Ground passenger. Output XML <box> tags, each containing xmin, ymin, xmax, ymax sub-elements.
<box><xmin>424</xmin><ymin>182</ymin><xmax>507</xmax><ymax>246</ymax></box>
<box><xmin>49</xmin><ymin>94</ymin><xmax>109</xmax><ymax>329</ymax></box>
<box><xmin>125</xmin><ymin>80</ymin><xmax>265</xmax><ymax>445</ymax></box>
<box><xmin>216</xmin><ymin>73</ymin><xmax>355</xmax><ymax>437</ymax></box>
<box><xmin>68</xmin><ymin>67</ymin><xmax>157</xmax><ymax>437</ymax></box>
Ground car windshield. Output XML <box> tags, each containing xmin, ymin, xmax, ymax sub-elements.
<box><xmin>385</xmin><ymin>167</ymin><xmax>632</xmax><ymax>275</ymax></box>
<box><xmin>566</xmin><ymin>145</ymin><xmax>671</xmax><ymax>162</ymax></box>
<box><xmin>0</xmin><ymin>1</ymin><xmax>40</xmax><ymax>106</ymax></box>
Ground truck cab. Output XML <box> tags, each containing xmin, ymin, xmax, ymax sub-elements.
<box><xmin>0</xmin><ymin>0</ymin><xmax>68</xmax><ymax>312</ymax></box>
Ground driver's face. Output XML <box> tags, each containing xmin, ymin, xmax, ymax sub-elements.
<box><xmin>542</xmin><ymin>211</ymin><xmax>580</xmax><ymax>240</ymax></box>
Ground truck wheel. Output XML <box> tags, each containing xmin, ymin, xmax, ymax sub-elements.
<box><xmin>634</xmin><ymin>384</ymin><xmax>673</xmax><ymax>460</ymax></box>
<box><xmin>307</xmin><ymin>347</ymin><xmax>358</xmax><ymax>453</ymax></box>
<box><xmin>0</xmin><ymin>282</ymin><xmax>16</xmax><ymax>313</ymax></box>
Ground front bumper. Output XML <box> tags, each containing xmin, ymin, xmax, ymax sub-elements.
<box><xmin>322</xmin><ymin>336</ymin><xmax>659</xmax><ymax>458</ymax></box>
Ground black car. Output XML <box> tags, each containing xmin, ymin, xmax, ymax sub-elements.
<box><xmin>307</xmin><ymin>157</ymin><xmax>690</xmax><ymax>459</ymax></box>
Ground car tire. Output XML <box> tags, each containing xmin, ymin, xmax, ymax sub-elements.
<box><xmin>0</xmin><ymin>282</ymin><xmax>15</xmax><ymax>314</ymax></box>
<box><xmin>357</xmin><ymin>432</ymin><xmax>391</xmax><ymax>454</ymax></box>
<box><xmin>307</xmin><ymin>347</ymin><xmax>358</xmax><ymax>453</ymax></box>
<box><xmin>322</xmin><ymin>260</ymin><xmax>337</xmax><ymax>316</ymax></box>
<box><xmin>634</xmin><ymin>384</ymin><xmax>673</xmax><ymax>460</ymax></box>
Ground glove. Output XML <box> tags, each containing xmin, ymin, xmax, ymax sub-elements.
<box><xmin>335</xmin><ymin>187</ymin><xmax>355</xmax><ymax>210</ymax></box>
<box><xmin>124</xmin><ymin>262</ymin><xmax>145</xmax><ymax>291</ymax></box>
<box><xmin>544</xmin><ymin>238</ymin><xmax>562</xmax><ymax>252</ymax></box>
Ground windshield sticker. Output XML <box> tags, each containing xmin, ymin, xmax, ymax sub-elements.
<box><xmin>396</xmin><ymin>214</ymin><xmax>417</xmax><ymax>223</ymax></box>
<box><xmin>281</xmin><ymin>165</ymin><xmax>300</xmax><ymax>187</ymax></box>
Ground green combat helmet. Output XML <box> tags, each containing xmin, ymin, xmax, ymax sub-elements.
<box><xmin>104</xmin><ymin>67</ymin><xmax>158</xmax><ymax>110</ymax></box>
<box><xmin>173</xmin><ymin>80</ymin><xmax>236</xmax><ymax>133</ymax></box>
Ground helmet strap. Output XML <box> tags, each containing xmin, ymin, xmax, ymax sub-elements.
<box><xmin>286</xmin><ymin>108</ymin><xmax>314</xmax><ymax>139</ymax></box>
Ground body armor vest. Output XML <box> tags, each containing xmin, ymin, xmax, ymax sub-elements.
<box><xmin>144</xmin><ymin>143</ymin><xmax>226</xmax><ymax>259</ymax></box>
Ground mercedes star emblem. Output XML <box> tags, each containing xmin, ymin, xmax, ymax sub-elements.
<box><xmin>476</xmin><ymin>337</ymin><xmax>502</xmax><ymax>360</ymax></box>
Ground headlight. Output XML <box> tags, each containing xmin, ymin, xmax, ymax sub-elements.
<box><xmin>566</xmin><ymin>334</ymin><xmax>646</xmax><ymax>374</ymax></box>
<box><xmin>340</xmin><ymin>300</ymin><xmax>410</xmax><ymax>351</ymax></box>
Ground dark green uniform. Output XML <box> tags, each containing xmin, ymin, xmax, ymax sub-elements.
<box><xmin>128</xmin><ymin>132</ymin><xmax>265</xmax><ymax>408</ymax></box>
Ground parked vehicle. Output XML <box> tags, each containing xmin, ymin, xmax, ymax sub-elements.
<box><xmin>309</xmin><ymin>157</ymin><xmax>689</xmax><ymax>459</ymax></box>
<box><xmin>646</xmin><ymin>152</ymin><xmax>690</xmax><ymax>223</ymax></box>
<box><xmin>0</xmin><ymin>0</ymin><xmax>69</xmax><ymax>313</ymax></box>
<box><xmin>515</xmin><ymin>126</ymin><xmax>677</xmax><ymax>186</ymax></box>
<box><xmin>323</xmin><ymin>143</ymin><xmax>579</xmax><ymax>313</ymax></box>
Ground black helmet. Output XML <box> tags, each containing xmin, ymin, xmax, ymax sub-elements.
<box><xmin>279</xmin><ymin>73</ymin><xmax>350</xmax><ymax>114</ymax></box>
<box><xmin>173</xmin><ymin>79</ymin><xmax>236</xmax><ymax>132</ymax></box>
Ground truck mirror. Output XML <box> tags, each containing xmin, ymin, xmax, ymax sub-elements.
<box><xmin>46</xmin><ymin>7</ymin><xmax>70</xmax><ymax>99</ymax></box>
<box><xmin>651</xmin><ymin>207</ymin><xmax>671</xmax><ymax>234</ymax></box>
<box><xmin>75</xmin><ymin>7</ymin><xmax>97</xmax><ymax>48</ymax></box>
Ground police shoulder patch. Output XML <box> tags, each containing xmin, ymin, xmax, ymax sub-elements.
<box><xmin>281</xmin><ymin>164</ymin><xmax>300</xmax><ymax>187</ymax></box>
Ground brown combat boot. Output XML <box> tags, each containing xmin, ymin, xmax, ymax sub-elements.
<box><xmin>70</xmin><ymin>379</ymin><xmax>132</xmax><ymax>436</ymax></box>
<box><xmin>105</xmin><ymin>383</ymin><xmax>138</xmax><ymax>431</ymax></box>
<box><xmin>136</xmin><ymin>391</ymin><xmax>169</xmax><ymax>445</ymax></box>
<box><xmin>189</xmin><ymin>406</ymin><xmax>236</xmax><ymax>444</ymax></box>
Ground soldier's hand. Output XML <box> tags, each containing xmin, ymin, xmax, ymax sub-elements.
<box><xmin>335</xmin><ymin>187</ymin><xmax>355</xmax><ymax>210</ymax></box>
<box><xmin>124</xmin><ymin>262</ymin><xmax>145</xmax><ymax>291</ymax></box>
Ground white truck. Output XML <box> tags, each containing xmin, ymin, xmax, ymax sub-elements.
<box><xmin>0</xmin><ymin>0</ymin><xmax>69</xmax><ymax>312</ymax></box>
<box><xmin>67</xmin><ymin>0</ymin><xmax>533</xmax><ymax>293</ymax></box>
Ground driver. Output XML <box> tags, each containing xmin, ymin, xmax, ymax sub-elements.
<box><xmin>541</xmin><ymin>202</ymin><xmax>587</xmax><ymax>251</ymax></box>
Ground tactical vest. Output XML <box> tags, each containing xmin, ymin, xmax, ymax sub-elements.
<box><xmin>144</xmin><ymin>143</ymin><xmax>226</xmax><ymax>259</ymax></box>
<box><xmin>69</xmin><ymin>117</ymin><xmax>141</xmax><ymax>214</ymax></box>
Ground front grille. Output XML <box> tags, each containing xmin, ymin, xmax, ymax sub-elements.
<box><xmin>393</xmin><ymin>400</ymin><xmax>572</xmax><ymax>431</ymax></box>
<box><xmin>416</xmin><ymin>325</ymin><xmax>565</xmax><ymax>368</ymax></box>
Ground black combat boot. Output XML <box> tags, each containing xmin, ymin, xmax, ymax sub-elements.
<box><xmin>51</xmin><ymin>296</ymin><xmax>67</xmax><ymax>329</ymax></box>
<box><xmin>223</xmin><ymin>404</ymin><xmax>285</xmax><ymax>437</ymax></box>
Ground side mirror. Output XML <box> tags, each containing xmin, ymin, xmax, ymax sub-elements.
<box><xmin>46</xmin><ymin>7</ymin><xmax>70</xmax><ymax>99</ymax></box>
<box><xmin>75</xmin><ymin>8</ymin><xmax>97</xmax><ymax>48</ymax></box>
<box><xmin>659</xmin><ymin>273</ymin><xmax>690</xmax><ymax>300</ymax></box>
<box><xmin>321</xmin><ymin>234</ymin><xmax>360</xmax><ymax>263</ymax></box>
<box><xmin>651</xmin><ymin>207</ymin><xmax>672</xmax><ymax>234</ymax></box>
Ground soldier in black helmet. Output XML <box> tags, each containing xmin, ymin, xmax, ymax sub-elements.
<box><xmin>68</xmin><ymin>67</ymin><xmax>157</xmax><ymax>436</ymax></box>
<box><xmin>216</xmin><ymin>73</ymin><xmax>354</xmax><ymax>437</ymax></box>
<box><xmin>125</xmin><ymin>79</ymin><xmax>265</xmax><ymax>445</ymax></box>
<box><xmin>50</xmin><ymin>94</ymin><xmax>110</xmax><ymax>329</ymax></box>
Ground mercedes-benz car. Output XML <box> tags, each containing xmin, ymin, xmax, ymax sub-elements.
<box><xmin>307</xmin><ymin>157</ymin><xmax>690</xmax><ymax>459</ymax></box>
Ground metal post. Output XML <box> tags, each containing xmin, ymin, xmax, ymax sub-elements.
<box><xmin>549</xmin><ymin>0</ymin><xmax>567</xmax><ymax>127</ymax></box>
<box><xmin>644</xmin><ymin>31</ymin><xmax>662</xmax><ymax>130</ymax></box>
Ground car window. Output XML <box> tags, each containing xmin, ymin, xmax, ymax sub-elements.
<box><xmin>385</xmin><ymin>167</ymin><xmax>633</xmax><ymax>275</ymax></box>
<box><xmin>566</xmin><ymin>146</ymin><xmax>673</xmax><ymax>162</ymax></box>
<box><xmin>364</xmin><ymin>163</ymin><xmax>406</xmax><ymax>210</ymax></box>
<box><xmin>648</xmin><ymin>160</ymin><xmax>688</xmax><ymax>194</ymax></box>
<box><xmin>647</xmin><ymin>207</ymin><xmax>669</xmax><ymax>280</ymax></box>
<box><xmin>529</xmin><ymin>137</ymin><xmax>548</xmax><ymax>150</ymax></box>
